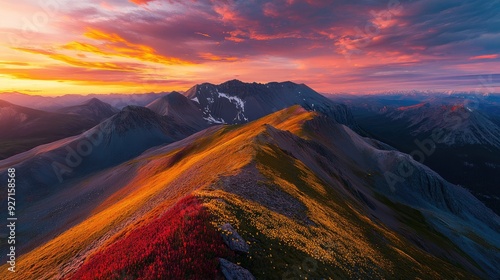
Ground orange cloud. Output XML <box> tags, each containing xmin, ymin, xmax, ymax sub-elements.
<box><xmin>51</xmin><ymin>54</ymin><xmax>136</xmax><ymax>71</ymax></box>
<box><xmin>84</xmin><ymin>28</ymin><xmax>132</xmax><ymax>45</ymax></box>
<box><xmin>129</xmin><ymin>0</ymin><xmax>155</xmax><ymax>5</ymax></box>
<box><xmin>199</xmin><ymin>52</ymin><xmax>239</xmax><ymax>62</ymax></box>
<box><xmin>12</xmin><ymin>47</ymin><xmax>136</xmax><ymax>71</ymax></box>
<box><xmin>0</xmin><ymin>65</ymin><xmax>155</xmax><ymax>87</ymax></box>
<box><xmin>62</xmin><ymin>42</ymin><xmax>103</xmax><ymax>54</ymax></box>
<box><xmin>0</xmin><ymin>61</ymin><xmax>30</xmax><ymax>66</ymax></box>
<box><xmin>61</xmin><ymin>28</ymin><xmax>193</xmax><ymax>66</ymax></box>
<box><xmin>225</xmin><ymin>30</ymin><xmax>246</xmax><ymax>42</ymax></box>
<box><xmin>469</xmin><ymin>54</ymin><xmax>499</xmax><ymax>60</ymax></box>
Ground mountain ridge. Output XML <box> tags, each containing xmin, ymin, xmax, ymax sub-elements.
<box><xmin>1</xmin><ymin>105</ymin><xmax>498</xmax><ymax>279</ymax></box>
<box><xmin>0</xmin><ymin>99</ymin><xmax>98</xmax><ymax>159</ymax></box>
<box><xmin>146</xmin><ymin>91</ymin><xmax>207</xmax><ymax>129</ymax></box>
<box><xmin>184</xmin><ymin>80</ymin><xmax>359</xmax><ymax>130</ymax></box>
<box><xmin>56</xmin><ymin>98</ymin><xmax>119</xmax><ymax>122</ymax></box>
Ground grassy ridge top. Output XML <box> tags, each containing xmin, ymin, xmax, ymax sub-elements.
<box><xmin>0</xmin><ymin>106</ymin><xmax>482</xmax><ymax>279</ymax></box>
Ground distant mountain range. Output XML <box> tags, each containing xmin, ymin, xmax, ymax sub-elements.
<box><xmin>0</xmin><ymin>99</ymin><xmax>116</xmax><ymax>159</ymax></box>
<box><xmin>0</xmin><ymin>81</ymin><xmax>498</xmax><ymax>279</ymax></box>
<box><xmin>55</xmin><ymin>98</ymin><xmax>120</xmax><ymax>122</ymax></box>
<box><xmin>334</xmin><ymin>94</ymin><xmax>500</xmax><ymax>215</ymax></box>
<box><xmin>0</xmin><ymin>92</ymin><xmax>168</xmax><ymax>110</ymax></box>
<box><xmin>386</xmin><ymin>102</ymin><xmax>500</xmax><ymax>148</ymax></box>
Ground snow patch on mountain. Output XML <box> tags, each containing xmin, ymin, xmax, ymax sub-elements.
<box><xmin>217</xmin><ymin>91</ymin><xmax>246</xmax><ymax>112</ymax></box>
<box><xmin>216</xmin><ymin>90</ymin><xmax>248</xmax><ymax>122</ymax></box>
<box><xmin>183</xmin><ymin>80</ymin><xmax>358</xmax><ymax>129</ymax></box>
<box><xmin>204</xmin><ymin>114</ymin><xmax>226</xmax><ymax>124</ymax></box>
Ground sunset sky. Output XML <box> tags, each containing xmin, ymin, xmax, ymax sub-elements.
<box><xmin>0</xmin><ymin>0</ymin><xmax>499</xmax><ymax>95</ymax></box>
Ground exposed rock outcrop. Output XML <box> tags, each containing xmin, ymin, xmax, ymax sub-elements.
<box><xmin>219</xmin><ymin>258</ymin><xmax>255</xmax><ymax>280</ymax></box>
<box><xmin>220</xmin><ymin>223</ymin><xmax>249</xmax><ymax>254</ymax></box>
<box><xmin>184</xmin><ymin>80</ymin><xmax>359</xmax><ymax>130</ymax></box>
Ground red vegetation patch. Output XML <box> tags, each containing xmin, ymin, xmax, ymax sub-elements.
<box><xmin>396</xmin><ymin>102</ymin><xmax>428</xmax><ymax>111</ymax></box>
<box><xmin>71</xmin><ymin>195</ymin><xmax>232</xmax><ymax>280</ymax></box>
<box><xmin>450</xmin><ymin>104</ymin><xmax>464</xmax><ymax>112</ymax></box>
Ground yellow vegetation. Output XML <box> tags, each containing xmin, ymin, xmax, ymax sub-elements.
<box><xmin>0</xmin><ymin>106</ymin><xmax>473</xmax><ymax>279</ymax></box>
<box><xmin>0</xmin><ymin>107</ymin><xmax>314</xmax><ymax>279</ymax></box>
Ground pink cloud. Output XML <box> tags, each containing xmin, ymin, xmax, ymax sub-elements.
<box><xmin>469</xmin><ymin>54</ymin><xmax>499</xmax><ymax>60</ymax></box>
<box><xmin>129</xmin><ymin>0</ymin><xmax>155</xmax><ymax>5</ymax></box>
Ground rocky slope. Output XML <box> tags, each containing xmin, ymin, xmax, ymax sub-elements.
<box><xmin>341</xmin><ymin>95</ymin><xmax>500</xmax><ymax>215</ymax></box>
<box><xmin>0</xmin><ymin>100</ymin><xmax>98</xmax><ymax>159</ymax></box>
<box><xmin>56</xmin><ymin>98</ymin><xmax>119</xmax><ymax>122</ymax></box>
<box><xmin>1</xmin><ymin>106</ymin><xmax>498</xmax><ymax>279</ymax></box>
<box><xmin>184</xmin><ymin>80</ymin><xmax>358</xmax><ymax>130</ymax></box>
<box><xmin>0</xmin><ymin>105</ymin><xmax>200</xmax><ymax>201</ymax></box>
<box><xmin>146</xmin><ymin>91</ymin><xmax>207</xmax><ymax>130</ymax></box>
<box><xmin>387</xmin><ymin>102</ymin><xmax>500</xmax><ymax>148</ymax></box>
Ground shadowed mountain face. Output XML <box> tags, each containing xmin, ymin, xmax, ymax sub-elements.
<box><xmin>56</xmin><ymin>98</ymin><xmax>119</xmax><ymax>122</ymax></box>
<box><xmin>386</xmin><ymin>102</ymin><xmax>500</xmax><ymax>148</ymax></box>
<box><xmin>146</xmin><ymin>91</ymin><xmax>207</xmax><ymax>130</ymax></box>
<box><xmin>336</xmin><ymin>94</ymin><xmax>500</xmax><ymax>215</ymax></box>
<box><xmin>184</xmin><ymin>80</ymin><xmax>359</xmax><ymax>130</ymax></box>
<box><xmin>0</xmin><ymin>100</ymin><xmax>99</xmax><ymax>159</ymax></box>
<box><xmin>0</xmin><ymin>106</ymin><xmax>200</xmax><ymax>204</ymax></box>
<box><xmin>0</xmin><ymin>105</ymin><xmax>498</xmax><ymax>280</ymax></box>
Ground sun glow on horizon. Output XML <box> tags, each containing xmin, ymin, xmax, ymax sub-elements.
<box><xmin>0</xmin><ymin>0</ymin><xmax>498</xmax><ymax>96</ymax></box>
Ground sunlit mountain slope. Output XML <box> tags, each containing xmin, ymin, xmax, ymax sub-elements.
<box><xmin>0</xmin><ymin>106</ymin><xmax>498</xmax><ymax>279</ymax></box>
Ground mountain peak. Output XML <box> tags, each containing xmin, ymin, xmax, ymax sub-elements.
<box><xmin>99</xmin><ymin>106</ymin><xmax>169</xmax><ymax>135</ymax></box>
<box><xmin>146</xmin><ymin>92</ymin><xmax>207</xmax><ymax>129</ymax></box>
<box><xmin>83</xmin><ymin>97</ymin><xmax>116</xmax><ymax>109</ymax></box>
<box><xmin>85</xmin><ymin>97</ymin><xmax>105</xmax><ymax>105</ymax></box>
<box><xmin>266</xmin><ymin>80</ymin><xmax>299</xmax><ymax>86</ymax></box>
<box><xmin>121</xmin><ymin>105</ymin><xmax>153</xmax><ymax>114</ymax></box>
<box><xmin>183</xmin><ymin>80</ymin><xmax>357</xmax><ymax>128</ymax></box>
<box><xmin>169</xmin><ymin>91</ymin><xmax>184</xmax><ymax>97</ymax></box>
<box><xmin>163</xmin><ymin>91</ymin><xmax>187</xmax><ymax>102</ymax></box>
<box><xmin>55</xmin><ymin>97</ymin><xmax>118</xmax><ymax>122</ymax></box>
<box><xmin>219</xmin><ymin>79</ymin><xmax>246</xmax><ymax>87</ymax></box>
<box><xmin>148</xmin><ymin>92</ymin><xmax>193</xmax><ymax>109</ymax></box>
